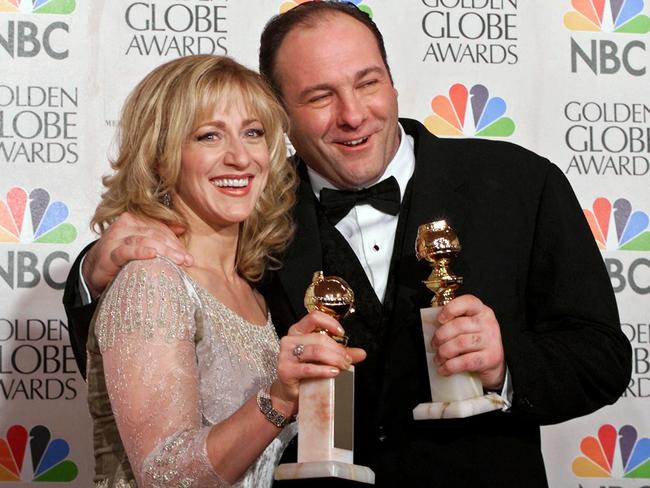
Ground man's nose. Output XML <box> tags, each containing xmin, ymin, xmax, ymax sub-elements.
<box><xmin>337</xmin><ymin>92</ymin><xmax>366</xmax><ymax>129</ymax></box>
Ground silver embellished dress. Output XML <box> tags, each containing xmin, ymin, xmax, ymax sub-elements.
<box><xmin>87</xmin><ymin>257</ymin><xmax>295</xmax><ymax>487</ymax></box>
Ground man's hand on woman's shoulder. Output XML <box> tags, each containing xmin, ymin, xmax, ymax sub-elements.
<box><xmin>82</xmin><ymin>212</ymin><xmax>192</xmax><ymax>299</ymax></box>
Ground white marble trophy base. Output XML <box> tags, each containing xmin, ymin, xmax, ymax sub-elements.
<box><xmin>274</xmin><ymin>369</ymin><xmax>375</xmax><ymax>484</ymax></box>
<box><xmin>413</xmin><ymin>392</ymin><xmax>505</xmax><ymax>419</ymax></box>
<box><xmin>274</xmin><ymin>461</ymin><xmax>375</xmax><ymax>484</ymax></box>
<box><xmin>413</xmin><ymin>307</ymin><xmax>505</xmax><ymax>420</ymax></box>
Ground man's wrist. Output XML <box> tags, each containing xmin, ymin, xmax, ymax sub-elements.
<box><xmin>484</xmin><ymin>368</ymin><xmax>513</xmax><ymax>412</ymax></box>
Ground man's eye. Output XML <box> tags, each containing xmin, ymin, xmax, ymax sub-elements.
<box><xmin>308</xmin><ymin>93</ymin><xmax>331</xmax><ymax>104</ymax></box>
<box><xmin>360</xmin><ymin>79</ymin><xmax>378</xmax><ymax>89</ymax></box>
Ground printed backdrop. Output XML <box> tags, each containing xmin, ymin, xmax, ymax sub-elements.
<box><xmin>1</xmin><ymin>0</ymin><xmax>648</xmax><ymax>486</ymax></box>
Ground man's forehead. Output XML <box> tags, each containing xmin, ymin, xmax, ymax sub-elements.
<box><xmin>275</xmin><ymin>14</ymin><xmax>380</xmax><ymax>73</ymax></box>
<box><xmin>276</xmin><ymin>11</ymin><xmax>372</xmax><ymax>57</ymax></box>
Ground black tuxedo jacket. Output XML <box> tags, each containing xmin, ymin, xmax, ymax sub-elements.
<box><xmin>63</xmin><ymin>119</ymin><xmax>631</xmax><ymax>487</ymax></box>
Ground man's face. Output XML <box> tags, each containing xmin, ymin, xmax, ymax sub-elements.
<box><xmin>274</xmin><ymin>13</ymin><xmax>400</xmax><ymax>190</ymax></box>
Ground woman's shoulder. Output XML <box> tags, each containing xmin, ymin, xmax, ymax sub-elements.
<box><xmin>95</xmin><ymin>256</ymin><xmax>198</xmax><ymax>351</ymax></box>
<box><xmin>116</xmin><ymin>255</ymin><xmax>187</xmax><ymax>283</ymax></box>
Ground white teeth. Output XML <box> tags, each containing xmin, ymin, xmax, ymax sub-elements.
<box><xmin>211</xmin><ymin>177</ymin><xmax>249</xmax><ymax>188</ymax></box>
<box><xmin>342</xmin><ymin>137</ymin><xmax>367</xmax><ymax>146</ymax></box>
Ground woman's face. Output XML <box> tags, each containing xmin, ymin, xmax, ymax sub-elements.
<box><xmin>175</xmin><ymin>96</ymin><xmax>271</xmax><ymax>232</ymax></box>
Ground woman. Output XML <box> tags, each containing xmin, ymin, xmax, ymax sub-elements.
<box><xmin>87</xmin><ymin>55</ymin><xmax>363</xmax><ymax>487</ymax></box>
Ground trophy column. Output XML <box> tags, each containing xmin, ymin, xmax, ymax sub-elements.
<box><xmin>274</xmin><ymin>272</ymin><xmax>375</xmax><ymax>484</ymax></box>
<box><xmin>413</xmin><ymin>221</ymin><xmax>505</xmax><ymax>420</ymax></box>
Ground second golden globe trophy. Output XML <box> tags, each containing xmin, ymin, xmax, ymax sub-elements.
<box><xmin>413</xmin><ymin>220</ymin><xmax>505</xmax><ymax>420</ymax></box>
<box><xmin>274</xmin><ymin>272</ymin><xmax>375</xmax><ymax>484</ymax></box>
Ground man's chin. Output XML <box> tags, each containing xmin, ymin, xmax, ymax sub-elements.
<box><xmin>339</xmin><ymin>171</ymin><xmax>384</xmax><ymax>190</ymax></box>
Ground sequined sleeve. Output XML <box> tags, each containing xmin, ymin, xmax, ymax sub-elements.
<box><xmin>95</xmin><ymin>257</ymin><xmax>227</xmax><ymax>487</ymax></box>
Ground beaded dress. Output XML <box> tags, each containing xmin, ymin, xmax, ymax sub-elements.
<box><xmin>86</xmin><ymin>257</ymin><xmax>295</xmax><ymax>487</ymax></box>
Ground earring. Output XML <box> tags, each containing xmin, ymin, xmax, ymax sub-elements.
<box><xmin>161</xmin><ymin>193</ymin><xmax>171</xmax><ymax>207</ymax></box>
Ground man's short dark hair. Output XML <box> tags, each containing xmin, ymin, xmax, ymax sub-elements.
<box><xmin>259</xmin><ymin>1</ymin><xmax>392</xmax><ymax>101</ymax></box>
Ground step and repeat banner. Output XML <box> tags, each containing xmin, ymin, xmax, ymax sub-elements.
<box><xmin>1</xmin><ymin>0</ymin><xmax>648</xmax><ymax>486</ymax></box>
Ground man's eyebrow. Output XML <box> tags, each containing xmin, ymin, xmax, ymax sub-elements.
<box><xmin>355</xmin><ymin>66</ymin><xmax>385</xmax><ymax>81</ymax></box>
<box><xmin>298</xmin><ymin>66</ymin><xmax>386</xmax><ymax>100</ymax></box>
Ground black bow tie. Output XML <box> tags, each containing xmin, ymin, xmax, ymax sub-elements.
<box><xmin>319</xmin><ymin>176</ymin><xmax>401</xmax><ymax>224</ymax></box>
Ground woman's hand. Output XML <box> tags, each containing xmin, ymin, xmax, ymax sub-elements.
<box><xmin>270</xmin><ymin>311</ymin><xmax>366</xmax><ymax>416</ymax></box>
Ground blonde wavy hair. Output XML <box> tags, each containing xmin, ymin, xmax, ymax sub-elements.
<box><xmin>92</xmin><ymin>55</ymin><xmax>296</xmax><ymax>283</ymax></box>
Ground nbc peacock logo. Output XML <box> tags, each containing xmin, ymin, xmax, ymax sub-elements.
<box><xmin>424</xmin><ymin>83</ymin><xmax>515</xmax><ymax>138</ymax></box>
<box><xmin>0</xmin><ymin>424</ymin><xmax>78</xmax><ymax>482</ymax></box>
<box><xmin>0</xmin><ymin>187</ymin><xmax>77</xmax><ymax>244</ymax></box>
<box><xmin>564</xmin><ymin>0</ymin><xmax>650</xmax><ymax>33</ymax></box>
<box><xmin>279</xmin><ymin>0</ymin><xmax>372</xmax><ymax>17</ymax></box>
<box><xmin>583</xmin><ymin>197</ymin><xmax>650</xmax><ymax>251</ymax></box>
<box><xmin>0</xmin><ymin>0</ymin><xmax>75</xmax><ymax>14</ymax></box>
<box><xmin>573</xmin><ymin>424</ymin><xmax>650</xmax><ymax>479</ymax></box>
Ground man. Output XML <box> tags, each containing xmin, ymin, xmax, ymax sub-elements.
<box><xmin>64</xmin><ymin>3</ymin><xmax>631</xmax><ymax>487</ymax></box>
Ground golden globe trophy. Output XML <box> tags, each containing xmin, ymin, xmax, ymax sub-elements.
<box><xmin>413</xmin><ymin>220</ymin><xmax>505</xmax><ymax>419</ymax></box>
<box><xmin>274</xmin><ymin>272</ymin><xmax>375</xmax><ymax>484</ymax></box>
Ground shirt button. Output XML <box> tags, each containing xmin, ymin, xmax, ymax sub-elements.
<box><xmin>373</xmin><ymin>244</ymin><xmax>380</xmax><ymax>251</ymax></box>
<box><xmin>377</xmin><ymin>426</ymin><xmax>387</xmax><ymax>442</ymax></box>
<box><xmin>518</xmin><ymin>396</ymin><xmax>533</xmax><ymax>408</ymax></box>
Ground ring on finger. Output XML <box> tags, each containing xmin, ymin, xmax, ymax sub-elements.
<box><xmin>292</xmin><ymin>344</ymin><xmax>305</xmax><ymax>361</ymax></box>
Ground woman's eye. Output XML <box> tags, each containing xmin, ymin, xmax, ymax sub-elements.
<box><xmin>245</xmin><ymin>128</ymin><xmax>265</xmax><ymax>138</ymax></box>
<box><xmin>197</xmin><ymin>132</ymin><xmax>219</xmax><ymax>142</ymax></box>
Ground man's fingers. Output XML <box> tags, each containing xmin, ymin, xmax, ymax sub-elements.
<box><xmin>109</xmin><ymin>245</ymin><xmax>155</xmax><ymax>268</ymax></box>
<box><xmin>437</xmin><ymin>351</ymin><xmax>486</xmax><ymax>376</ymax></box>
<box><xmin>107</xmin><ymin>216</ymin><xmax>186</xmax><ymax>255</ymax></box>
<box><xmin>122</xmin><ymin>229</ymin><xmax>186</xmax><ymax>254</ymax></box>
<box><xmin>167</xmin><ymin>223</ymin><xmax>187</xmax><ymax>236</ymax></box>
<box><xmin>437</xmin><ymin>351</ymin><xmax>506</xmax><ymax>390</ymax></box>
<box><xmin>122</xmin><ymin>226</ymin><xmax>178</xmax><ymax>245</ymax></box>
<box><xmin>436</xmin><ymin>332</ymin><xmax>484</xmax><ymax>361</ymax></box>
<box><xmin>112</xmin><ymin>238</ymin><xmax>190</xmax><ymax>266</ymax></box>
<box><xmin>433</xmin><ymin>316</ymin><xmax>477</xmax><ymax>346</ymax></box>
<box><xmin>438</xmin><ymin>294</ymin><xmax>484</xmax><ymax>323</ymax></box>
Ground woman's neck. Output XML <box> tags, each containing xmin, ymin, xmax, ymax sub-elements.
<box><xmin>185</xmin><ymin>223</ymin><xmax>240</xmax><ymax>282</ymax></box>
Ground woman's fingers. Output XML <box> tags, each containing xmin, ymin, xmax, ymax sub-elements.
<box><xmin>281</xmin><ymin>333</ymin><xmax>350</xmax><ymax>368</ymax></box>
<box><xmin>287</xmin><ymin>311</ymin><xmax>346</xmax><ymax>339</ymax></box>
